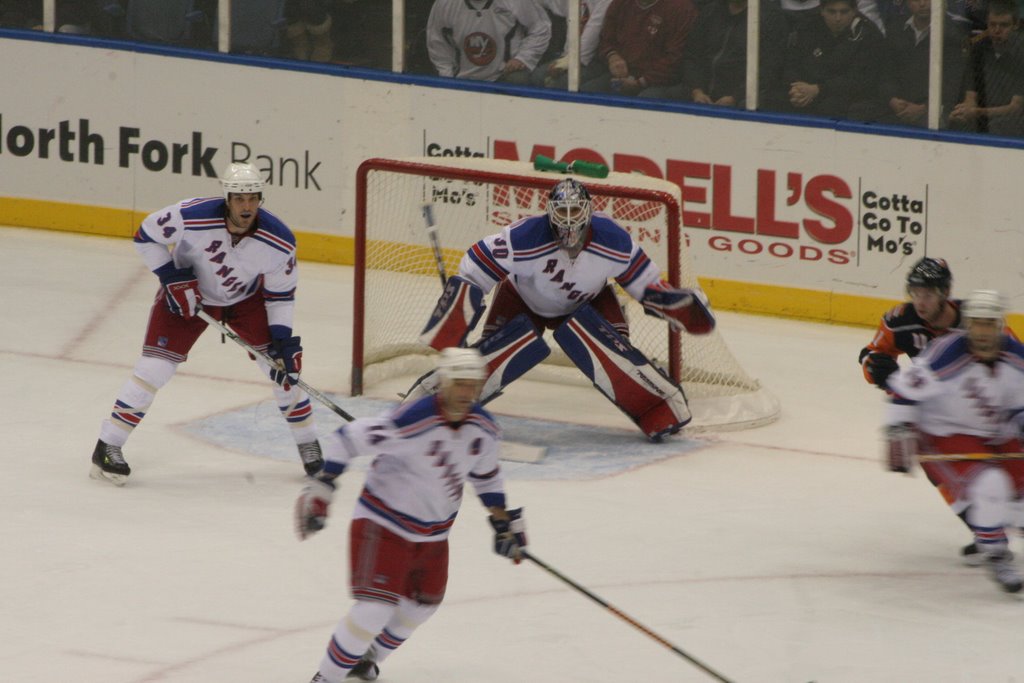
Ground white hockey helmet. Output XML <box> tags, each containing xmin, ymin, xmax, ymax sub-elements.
<box><xmin>962</xmin><ymin>289</ymin><xmax>1006</xmax><ymax>321</ymax></box>
<box><xmin>220</xmin><ymin>162</ymin><xmax>265</xmax><ymax>199</ymax></box>
<box><xmin>436</xmin><ymin>347</ymin><xmax>486</xmax><ymax>382</ymax></box>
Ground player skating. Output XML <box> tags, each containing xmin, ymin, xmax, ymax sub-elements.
<box><xmin>297</xmin><ymin>348</ymin><xmax>527</xmax><ymax>681</ymax></box>
<box><xmin>89</xmin><ymin>162</ymin><xmax>322</xmax><ymax>485</ymax></box>
<box><xmin>884</xmin><ymin>290</ymin><xmax>1024</xmax><ymax>593</ymax></box>
<box><xmin>406</xmin><ymin>177</ymin><xmax>716</xmax><ymax>441</ymax></box>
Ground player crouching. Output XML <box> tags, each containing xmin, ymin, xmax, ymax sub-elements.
<box><xmin>405</xmin><ymin>177</ymin><xmax>715</xmax><ymax>441</ymax></box>
<box><xmin>884</xmin><ymin>290</ymin><xmax>1024</xmax><ymax>593</ymax></box>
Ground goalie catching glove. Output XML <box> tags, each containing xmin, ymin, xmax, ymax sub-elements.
<box><xmin>641</xmin><ymin>282</ymin><xmax>715</xmax><ymax>335</ymax></box>
<box><xmin>295</xmin><ymin>477</ymin><xmax>335</xmax><ymax>540</ymax></box>
<box><xmin>158</xmin><ymin>266</ymin><xmax>202</xmax><ymax>319</ymax></box>
<box><xmin>489</xmin><ymin>507</ymin><xmax>527</xmax><ymax>564</ymax></box>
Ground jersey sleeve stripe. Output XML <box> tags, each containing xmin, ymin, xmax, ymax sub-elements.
<box><xmin>467</xmin><ymin>242</ymin><xmax>508</xmax><ymax>281</ymax></box>
<box><xmin>615</xmin><ymin>251</ymin><xmax>653</xmax><ymax>287</ymax></box>
<box><xmin>133</xmin><ymin>226</ymin><xmax>156</xmax><ymax>243</ymax></box>
<box><xmin>263</xmin><ymin>287</ymin><xmax>296</xmax><ymax>302</ymax></box>
<box><xmin>183</xmin><ymin>218</ymin><xmax>225</xmax><ymax>230</ymax></box>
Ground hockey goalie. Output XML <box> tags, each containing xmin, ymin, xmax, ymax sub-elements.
<box><xmin>404</xmin><ymin>177</ymin><xmax>715</xmax><ymax>441</ymax></box>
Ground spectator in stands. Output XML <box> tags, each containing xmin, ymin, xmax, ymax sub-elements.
<box><xmin>426</xmin><ymin>0</ymin><xmax>551</xmax><ymax>84</ymax></box>
<box><xmin>532</xmin><ymin>0</ymin><xmax>612</xmax><ymax>89</ymax></box>
<box><xmin>870</xmin><ymin>0</ymin><xmax>968</xmax><ymax>126</ymax></box>
<box><xmin>774</xmin><ymin>0</ymin><xmax>885</xmax><ymax>118</ymax></box>
<box><xmin>780</xmin><ymin>0</ymin><xmax>885</xmax><ymax>34</ymax></box>
<box><xmin>665</xmin><ymin>0</ymin><xmax>788</xmax><ymax>107</ymax></box>
<box><xmin>582</xmin><ymin>0</ymin><xmax>699</xmax><ymax>96</ymax></box>
<box><xmin>0</xmin><ymin>0</ymin><xmax>41</xmax><ymax>29</ymax></box>
<box><xmin>333</xmin><ymin>0</ymin><xmax>392</xmax><ymax>69</ymax></box>
<box><xmin>948</xmin><ymin>0</ymin><xmax>1024</xmax><ymax>136</ymax></box>
<box><xmin>54</xmin><ymin>1</ymin><xmax>125</xmax><ymax>37</ymax></box>
<box><xmin>285</xmin><ymin>0</ymin><xmax>334</xmax><ymax>62</ymax></box>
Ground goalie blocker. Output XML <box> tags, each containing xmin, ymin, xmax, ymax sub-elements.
<box><xmin>554</xmin><ymin>304</ymin><xmax>691</xmax><ymax>440</ymax></box>
<box><xmin>419</xmin><ymin>275</ymin><xmax>486</xmax><ymax>350</ymax></box>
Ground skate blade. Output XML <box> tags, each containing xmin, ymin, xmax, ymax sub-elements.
<box><xmin>90</xmin><ymin>464</ymin><xmax>128</xmax><ymax>487</ymax></box>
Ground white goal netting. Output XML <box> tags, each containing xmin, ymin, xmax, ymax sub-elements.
<box><xmin>353</xmin><ymin>157</ymin><xmax>779</xmax><ymax>430</ymax></box>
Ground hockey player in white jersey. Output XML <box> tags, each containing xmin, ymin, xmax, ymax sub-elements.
<box><xmin>89</xmin><ymin>162</ymin><xmax>323</xmax><ymax>485</ymax></box>
<box><xmin>884</xmin><ymin>290</ymin><xmax>1024</xmax><ymax>593</ymax></box>
<box><xmin>408</xmin><ymin>177</ymin><xmax>716</xmax><ymax>440</ymax></box>
<box><xmin>426</xmin><ymin>0</ymin><xmax>552</xmax><ymax>84</ymax></box>
<box><xmin>297</xmin><ymin>348</ymin><xmax>526</xmax><ymax>682</ymax></box>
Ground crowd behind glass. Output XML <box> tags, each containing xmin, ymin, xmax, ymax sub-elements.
<box><xmin>3</xmin><ymin>0</ymin><xmax>1021</xmax><ymax>137</ymax></box>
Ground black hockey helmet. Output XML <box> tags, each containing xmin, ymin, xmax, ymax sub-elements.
<box><xmin>906</xmin><ymin>257</ymin><xmax>951</xmax><ymax>292</ymax></box>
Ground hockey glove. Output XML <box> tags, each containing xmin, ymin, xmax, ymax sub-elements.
<box><xmin>885</xmin><ymin>423</ymin><xmax>917</xmax><ymax>473</ymax></box>
<box><xmin>641</xmin><ymin>283</ymin><xmax>715</xmax><ymax>335</ymax></box>
<box><xmin>268</xmin><ymin>336</ymin><xmax>303</xmax><ymax>388</ymax></box>
<box><xmin>865</xmin><ymin>352</ymin><xmax>899</xmax><ymax>389</ymax></box>
<box><xmin>295</xmin><ymin>477</ymin><xmax>335</xmax><ymax>540</ymax></box>
<box><xmin>489</xmin><ymin>507</ymin><xmax>527</xmax><ymax>564</ymax></box>
<box><xmin>159</xmin><ymin>267</ymin><xmax>202</xmax><ymax>319</ymax></box>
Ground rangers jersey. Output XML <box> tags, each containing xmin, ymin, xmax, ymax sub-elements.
<box><xmin>133</xmin><ymin>196</ymin><xmax>298</xmax><ymax>333</ymax></box>
<box><xmin>321</xmin><ymin>396</ymin><xmax>506</xmax><ymax>543</ymax></box>
<box><xmin>457</xmin><ymin>212</ymin><xmax>662</xmax><ymax>318</ymax></box>
<box><xmin>887</xmin><ymin>330</ymin><xmax>1024</xmax><ymax>439</ymax></box>
<box><xmin>426</xmin><ymin>0</ymin><xmax>552</xmax><ymax>80</ymax></box>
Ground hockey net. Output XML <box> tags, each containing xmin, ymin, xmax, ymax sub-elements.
<box><xmin>353</xmin><ymin>157</ymin><xmax>779</xmax><ymax>430</ymax></box>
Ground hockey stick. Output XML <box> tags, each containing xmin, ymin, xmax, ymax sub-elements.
<box><xmin>197</xmin><ymin>309</ymin><xmax>356</xmax><ymax>423</ymax></box>
<box><xmin>421</xmin><ymin>203</ymin><xmax>448</xmax><ymax>287</ymax></box>
<box><xmin>522</xmin><ymin>550</ymin><xmax>736</xmax><ymax>683</ymax></box>
<box><xmin>918</xmin><ymin>452</ymin><xmax>1024</xmax><ymax>462</ymax></box>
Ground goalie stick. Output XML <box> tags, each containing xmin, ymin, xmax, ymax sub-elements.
<box><xmin>522</xmin><ymin>550</ymin><xmax>736</xmax><ymax>683</ymax></box>
<box><xmin>197</xmin><ymin>309</ymin><xmax>356</xmax><ymax>423</ymax></box>
<box><xmin>421</xmin><ymin>203</ymin><xmax>448</xmax><ymax>287</ymax></box>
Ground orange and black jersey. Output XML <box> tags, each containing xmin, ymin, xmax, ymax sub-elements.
<box><xmin>858</xmin><ymin>300</ymin><xmax>963</xmax><ymax>384</ymax></box>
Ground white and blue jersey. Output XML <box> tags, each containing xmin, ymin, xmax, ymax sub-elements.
<box><xmin>133</xmin><ymin>196</ymin><xmax>298</xmax><ymax>334</ymax></box>
<box><xmin>320</xmin><ymin>396</ymin><xmax>506</xmax><ymax>543</ymax></box>
<box><xmin>458</xmin><ymin>212</ymin><xmax>662</xmax><ymax>318</ymax></box>
<box><xmin>887</xmin><ymin>330</ymin><xmax>1024</xmax><ymax>439</ymax></box>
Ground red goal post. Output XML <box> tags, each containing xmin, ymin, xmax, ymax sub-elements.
<box><xmin>353</xmin><ymin>157</ymin><xmax>779</xmax><ymax>430</ymax></box>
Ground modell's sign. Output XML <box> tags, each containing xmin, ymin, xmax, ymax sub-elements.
<box><xmin>492</xmin><ymin>139</ymin><xmax>929</xmax><ymax>267</ymax></box>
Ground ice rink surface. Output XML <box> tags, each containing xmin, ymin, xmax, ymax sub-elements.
<box><xmin>2</xmin><ymin>225</ymin><xmax>1022</xmax><ymax>683</ymax></box>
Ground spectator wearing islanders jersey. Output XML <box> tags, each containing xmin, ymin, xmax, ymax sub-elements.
<box><xmin>88</xmin><ymin>162</ymin><xmax>323</xmax><ymax>486</ymax></box>
<box><xmin>425</xmin><ymin>0</ymin><xmax>552</xmax><ymax>84</ymax></box>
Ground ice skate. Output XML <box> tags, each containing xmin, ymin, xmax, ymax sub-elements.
<box><xmin>963</xmin><ymin>542</ymin><xmax>1014</xmax><ymax>566</ymax></box>
<box><xmin>89</xmin><ymin>439</ymin><xmax>130</xmax><ymax>486</ymax></box>
<box><xmin>347</xmin><ymin>645</ymin><xmax>379</xmax><ymax>681</ymax></box>
<box><xmin>298</xmin><ymin>440</ymin><xmax>324</xmax><ymax>475</ymax></box>
<box><xmin>986</xmin><ymin>551</ymin><xmax>1023</xmax><ymax>593</ymax></box>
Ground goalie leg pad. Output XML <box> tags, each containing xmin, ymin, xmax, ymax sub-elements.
<box><xmin>553</xmin><ymin>304</ymin><xmax>691</xmax><ymax>439</ymax></box>
<box><xmin>402</xmin><ymin>314</ymin><xmax>550</xmax><ymax>404</ymax></box>
<box><xmin>419</xmin><ymin>275</ymin><xmax>486</xmax><ymax>351</ymax></box>
<box><xmin>641</xmin><ymin>282</ymin><xmax>715</xmax><ymax>335</ymax></box>
<box><xmin>476</xmin><ymin>314</ymin><xmax>551</xmax><ymax>403</ymax></box>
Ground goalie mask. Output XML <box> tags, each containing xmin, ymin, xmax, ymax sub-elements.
<box><xmin>547</xmin><ymin>178</ymin><xmax>593</xmax><ymax>250</ymax></box>
<box><xmin>220</xmin><ymin>162</ymin><xmax>265</xmax><ymax>200</ymax></box>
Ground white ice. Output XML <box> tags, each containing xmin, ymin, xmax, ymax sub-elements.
<box><xmin>2</xmin><ymin>226</ymin><xmax>1021</xmax><ymax>683</ymax></box>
